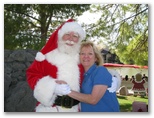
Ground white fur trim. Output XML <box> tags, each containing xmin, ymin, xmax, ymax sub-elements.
<box><xmin>35</xmin><ymin>104</ymin><xmax>58</xmax><ymax>112</ymax></box>
<box><xmin>58</xmin><ymin>22</ymin><xmax>86</xmax><ymax>41</ymax></box>
<box><xmin>35</xmin><ymin>52</ymin><xmax>45</xmax><ymax>62</ymax></box>
<box><xmin>34</xmin><ymin>75</ymin><xmax>57</xmax><ymax>106</ymax></box>
<box><xmin>46</xmin><ymin>49</ymin><xmax>80</xmax><ymax>91</ymax></box>
<box><xmin>35</xmin><ymin>104</ymin><xmax>79</xmax><ymax>112</ymax></box>
<box><xmin>56</xmin><ymin>105</ymin><xmax>79</xmax><ymax>112</ymax></box>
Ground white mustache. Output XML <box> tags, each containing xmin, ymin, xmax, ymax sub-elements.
<box><xmin>65</xmin><ymin>40</ymin><xmax>75</xmax><ymax>45</ymax></box>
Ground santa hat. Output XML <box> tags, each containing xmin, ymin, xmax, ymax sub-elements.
<box><xmin>35</xmin><ymin>19</ymin><xmax>86</xmax><ymax>62</ymax></box>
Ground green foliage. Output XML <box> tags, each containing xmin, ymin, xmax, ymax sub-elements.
<box><xmin>4</xmin><ymin>4</ymin><xmax>90</xmax><ymax>50</ymax></box>
<box><xmin>85</xmin><ymin>4</ymin><xmax>148</xmax><ymax>65</ymax></box>
<box><xmin>116</xmin><ymin>34</ymin><xmax>148</xmax><ymax>65</ymax></box>
<box><xmin>4</xmin><ymin>4</ymin><xmax>148</xmax><ymax>65</ymax></box>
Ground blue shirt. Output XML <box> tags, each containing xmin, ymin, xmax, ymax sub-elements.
<box><xmin>81</xmin><ymin>64</ymin><xmax>120</xmax><ymax>112</ymax></box>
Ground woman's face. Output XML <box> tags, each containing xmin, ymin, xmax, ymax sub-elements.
<box><xmin>80</xmin><ymin>45</ymin><xmax>97</xmax><ymax>71</ymax></box>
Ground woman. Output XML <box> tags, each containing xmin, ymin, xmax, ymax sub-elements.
<box><xmin>56</xmin><ymin>41</ymin><xmax>120</xmax><ymax>112</ymax></box>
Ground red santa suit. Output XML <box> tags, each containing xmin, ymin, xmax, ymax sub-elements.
<box><xmin>26</xmin><ymin>19</ymin><xmax>85</xmax><ymax>112</ymax></box>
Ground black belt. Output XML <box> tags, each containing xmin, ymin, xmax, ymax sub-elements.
<box><xmin>54</xmin><ymin>95</ymin><xmax>80</xmax><ymax>108</ymax></box>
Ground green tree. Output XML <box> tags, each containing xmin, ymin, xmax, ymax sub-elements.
<box><xmin>4</xmin><ymin>4</ymin><xmax>90</xmax><ymax>50</ymax></box>
<box><xmin>84</xmin><ymin>4</ymin><xmax>148</xmax><ymax>66</ymax></box>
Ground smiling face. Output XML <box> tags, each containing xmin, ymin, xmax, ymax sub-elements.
<box><xmin>58</xmin><ymin>31</ymin><xmax>81</xmax><ymax>55</ymax></box>
<box><xmin>80</xmin><ymin>45</ymin><xmax>97</xmax><ymax>72</ymax></box>
<box><xmin>62</xmin><ymin>32</ymin><xmax>79</xmax><ymax>46</ymax></box>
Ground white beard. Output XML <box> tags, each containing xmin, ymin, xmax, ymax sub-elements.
<box><xmin>57</xmin><ymin>39</ymin><xmax>80</xmax><ymax>56</ymax></box>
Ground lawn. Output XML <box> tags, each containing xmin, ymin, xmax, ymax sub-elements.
<box><xmin>117</xmin><ymin>95</ymin><xmax>148</xmax><ymax>112</ymax></box>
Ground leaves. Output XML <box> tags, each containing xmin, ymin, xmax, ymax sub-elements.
<box><xmin>4</xmin><ymin>4</ymin><xmax>148</xmax><ymax>65</ymax></box>
<box><xmin>4</xmin><ymin>4</ymin><xmax>90</xmax><ymax>50</ymax></box>
<box><xmin>85</xmin><ymin>4</ymin><xmax>148</xmax><ymax>66</ymax></box>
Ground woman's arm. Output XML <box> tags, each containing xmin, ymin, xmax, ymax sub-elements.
<box><xmin>68</xmin><ymin>85</ymin><xmax>107</xmax><ymax>105</ymax></box>
<box><xmin>56</xmin><ymin>80</ymin><xmax>108</xmax><ymax>105</ymax></box>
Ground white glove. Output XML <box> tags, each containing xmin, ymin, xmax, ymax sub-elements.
<box><xmin>108</xmin><ymin>70</ymin><xmax>121</xmax><ymax>93</ymax></box>
<box><xmin>108</xmin><ymin>76</ymin><xmax>118</xmax><ymax>93</ymax></box>
<box><xmin>55</xmin><ymin>84</ymin><xmax>71</xmax><ymax>96</ymax></box>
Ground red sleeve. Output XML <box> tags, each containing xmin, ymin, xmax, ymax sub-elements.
<box><xmin>26</xmin><ymin>60</ymin><xmax>57</xmax><ymax>90</ymax></box>
<box><xmin>78</xmin><ymin>64</ymin><xmax>84</xmax><ymax>87</ymax></box>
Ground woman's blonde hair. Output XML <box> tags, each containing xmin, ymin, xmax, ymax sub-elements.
<box><xmin>80</xmin><ymin>41</ymin><xmax>104</xmax><ymax>66</ymax></box>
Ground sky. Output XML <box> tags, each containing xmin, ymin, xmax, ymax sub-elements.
<box><xmin>1</xmin><ymin>0</ymin><xmax>153</xmax><ymax>117</ymax></box>
<box><xmin>77</xmin><ymin>9</ymin><xmax>107</xmax><ymax>49</ymax></box>
<box><xmin>77</xmin><ymin>10</ymin><xmax>102</xmax><ymax>25</ymax></box>
<box><xmin>77</xmin><ymin>6</ymin><xmax>108</xmax><ymax>49</ymax></box>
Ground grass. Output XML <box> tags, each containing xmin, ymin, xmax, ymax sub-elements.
<box><xmin>117</xmin><ymin>94</ymin><xmax>148</xmax><ymax>112</ymax></box>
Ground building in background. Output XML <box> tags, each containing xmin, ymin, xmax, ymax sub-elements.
<box><xmin>101</xmin><ymin>49</ymin><xmax>122</xmax><ymax>64</ymax></box>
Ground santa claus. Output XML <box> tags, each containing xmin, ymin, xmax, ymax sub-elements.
<box><xmin>26</xmin><ymin>19</ymin><xmax>85</xmax><ymax>112</ymax></box>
